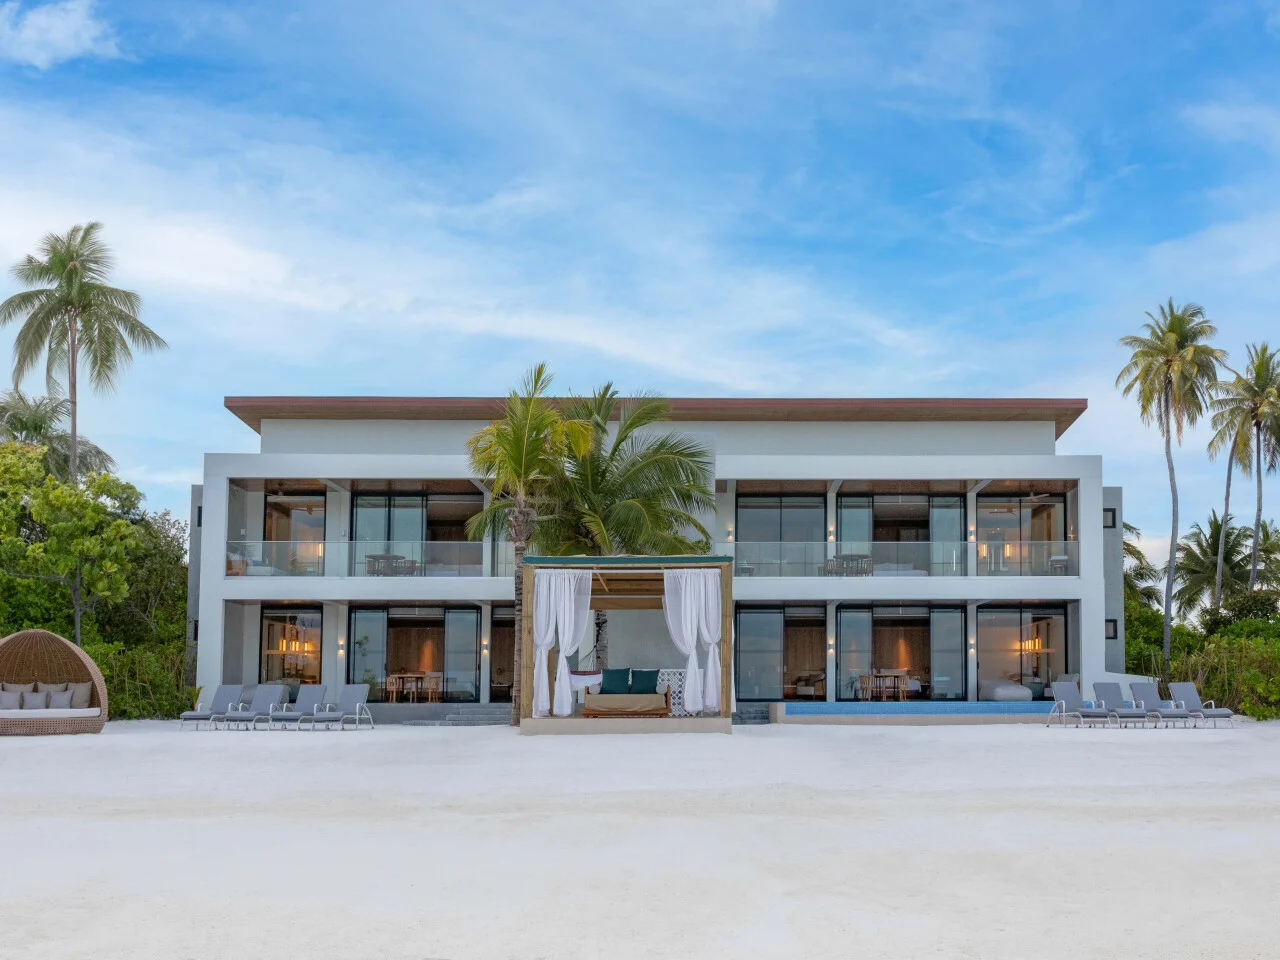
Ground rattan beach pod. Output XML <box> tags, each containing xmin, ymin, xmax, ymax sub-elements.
<box><xmin>0</xmin><ymin>629</ymin><xmax>108</xmax><ymax>735</ymax></box>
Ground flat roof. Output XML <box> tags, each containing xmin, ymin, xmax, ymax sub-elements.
<box><xmin>225</xmin><ymin>396</ymin><xmax>1088</xmax><ymax>438</ymax></box>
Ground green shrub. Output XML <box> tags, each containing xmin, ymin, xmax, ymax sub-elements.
<box><xmin>1223</xmin><ymin>590</ymin><xmax>1280</xmax><ymax>624</ymax></box>
<box><xmin>83</xmin><ymin>639</ymin><xmax>193</xmax><ymax>719</ymax></box>
<box><xmin>1137</xmin><ymin>628</ymin><xmax>1280</xmax><ymax>720</ymax></box>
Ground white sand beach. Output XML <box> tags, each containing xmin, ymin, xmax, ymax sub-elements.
<box><xmin>3</xmin><ymin>721</ymin><xmax>1277</xmax><ymax>960</ymax></box>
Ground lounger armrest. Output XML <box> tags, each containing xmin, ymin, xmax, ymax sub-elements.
<box><xmin>1083</xmin><ymin>699</ymin><xmax>1098</xmax><ymax>708</ymax></box>
<box><xmin>1133</xmin><ymin>700</ymin><xmax>1144</xmax><ymax>709</ymax></box>
<box><xmin>1124</xmin><ymin>700</ymin><xmax>1136</xmax><ymax>708</ymax></box>
<box><xmin>1173</xmin><ymin>700</ymin><xmax>1186</xmax><ymax>709</ymax></box>
<box><xmin>1204</xmin><ymin>699</ymin><xmax>1216</xmax><ymax>708</ymax></box>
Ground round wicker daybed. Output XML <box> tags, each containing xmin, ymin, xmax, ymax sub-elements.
<box><xmin>0</xmin><ymin>629</ymin><xmax>108</xmax><ymax>735</ymax></box>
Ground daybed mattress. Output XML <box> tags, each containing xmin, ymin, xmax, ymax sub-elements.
<box><xmin>0</xmin><ymin>708</ymin><xmax>102</xmax><ymax>719</ymax></box>
<box><xmin>582</xmin><ymin>693</ymin><xmax>669</xmax><ymax>715</ymax></box>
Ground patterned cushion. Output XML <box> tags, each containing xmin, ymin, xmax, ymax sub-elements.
<box><xmin>48</xmin><ymin>690</ymin><xmax>74</xmax><ymax>708</ymax></box>
<box><xmin>21</xmin><ymin>690</ymin><xmax>48</xmax><ymax>709</ymax></box>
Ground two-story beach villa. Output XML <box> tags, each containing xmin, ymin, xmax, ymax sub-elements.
<box><xmin>190</xmin><ymin>396</ymin><xmax>1128</xmax><ymax>723</ymax></box>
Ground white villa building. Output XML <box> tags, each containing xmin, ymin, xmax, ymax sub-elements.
<box><xmin>190</xmin><ymin>396</ymin><xmax>1128</xmax><ymax>721</ymax></box>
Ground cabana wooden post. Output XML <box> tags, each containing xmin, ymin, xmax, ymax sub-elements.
<box><xmin>519</xmin><ymin>555</ymin><xmax>733</xmax><ymax>724</ymax></box>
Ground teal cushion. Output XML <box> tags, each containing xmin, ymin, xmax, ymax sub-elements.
<box><xmin>599</xmin><ymin>669</ymin><xmax>630</xmax><ymax>695</ymax></box>
<box><xmin>630</xmin><ymin>669</ymin><xmax>660</xmax><ymax>695</ymax></box>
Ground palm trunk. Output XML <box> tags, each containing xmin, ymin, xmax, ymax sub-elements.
<box><xmin>510</xmin><ymin>541</ymin><xmax>526</xmax><ymax>726</ymax></box>
<box><xmin>594</xmin><ymin>609</ymin><xmax>608</xmax><ymax>669</ymax></box>
<box><xmin>67</xmin><ymin>315</ymin><xmax>78</xmax><ymax>483</ymax></box>
<box><xmin>1214</xmin><ymin>455</ymin><xmax>1233</xmax><ymax>608</ymax></box>
<box><xmin>1162</xmin><ymin>395</ymin><xmax>1177</xmax><ymax>669</ymax></box>
<box><xmin>1251</xmin><ymin>422</ymin><xmax>1263</xmax><ymax>591</ymax></box>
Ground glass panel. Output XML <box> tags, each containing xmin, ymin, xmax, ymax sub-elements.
<box><xmin>736</xmin><ymin>496</ymin><xmax>780</xmax><ymax>542</ymax></box>
<box><xmin>929</xmin><ymin>496</ymin><xmax>966</xmax><ymax>575</ymax></box>
<box><xmin>264</xmin><ymin>494</ymin><xmax>325</xmax><ymax>542</ymax></box>
<box><xmin>736</xmin><ymin>608</ymin><xmax>783</xmax><ymax>700</ymax></box>
<box><xmin>836</xmin><ymin>608</ymin><xmax>872</xmax><ymax>700</ymax></box>
<box><xmin>1025</xmin><ymin>498</ymin><xmax>1065</xmax><ymax>542</ymax></box>
<box><xmin>929</xmin><ymin>608</ymin><xmax>965</xmax><ymax>700</ymax></box>
<box><xmin>489</xmin><ymin>606</ymin><xmax>515</xmax><ymax>702</ymax></box>
<box><xmin>428</xmin><ymin>495</ymin><xmax>483</xmax><ymax>541</ymax></box>
<box><xmin>836</xmin><ymin>496</ymin><xmax>872</xmax><ymax>545</ymax></box>
<box><xmin>873</xmin><ymin>495</ymin><xmax>929</xmax><ymax>541</ymax></box>
<box><xmin>444</xmin><ymin>608</ymin><xmax>480</xmax><ymax>702</ymax></box>
<box><xmin>780</xmin><ymin>496</ymin><xmax>825</xmax><ymax>542</ymax></box>
<box><xmin>977</xmin><ymin>608</ymin><xmax>1024</xmax><ymax>695</ymax></box>
<box><xmin>871</xmin><ymin>610</ymin><xmax>930</xmax><ymax>699</ymax></box>
<box><xmin>260</xmin><ymin>608</ymin><xmax>322</xmax><ymax>699</ymax></box>
<box><xmin>349</xmin><ymin>609</ymin><xmax>389</xmax><ymax>702</ymax></box>
<box><xmin>1019</xmin><ymin>609</ymin><xmax>1067</xmax><ymax>698</ymax></box>
<box><xmin>389</xmin><ymin>496</ymin><xmax>425</xmax><ymax>543</ymax></box>
<box><xmin>783</xmin><ymin>611</ymin><xmax>826</xmax><ymax>700</ymax></box>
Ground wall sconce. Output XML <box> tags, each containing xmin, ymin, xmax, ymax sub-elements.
<box><xmin>726</xmin><ymin>533</ymin><xmax>734</xmax><ymax>543</ymax></box>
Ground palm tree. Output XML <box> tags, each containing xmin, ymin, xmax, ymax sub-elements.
<box><xmin>533</xmin><ymin>386</ymin><xmax>716</xmax><ymax>666</ymax></box>
<box><xmin>1207</xmin><ymin>387</ymin><xmax>1254</xmax><ymax>610</ymax></box>
<box><xmin>1210</xmin><ymin>343</ymin><xmax>1280</xmax><ymax>592</ymax></box>
<box><xmin>466</xmin><ymin>364</ymin><xmax>581</xmax><ymax>725</ymax></box>
<box><xmin>0</xmin><ymin>223</ymin><xmax>165</xmax><ymax>481</ymax></box>
<box><xmin>1168</xmin><ymin>512</ymin><xmax>1252</xmax><ymax>619</ymax></box>
<box><xmin>0</xmin><ymin>388</ymin><xmax>115</xmax><ymax>481</ymax></box>
<box><xmin>1122</xmin><ymin>522</ymin><xmax>1162</xmax><ymax>608</ymax></box>
<box><xmin>1116</xmin><ymin>299</ymin><xmax>1225</xmax><ymax>665</ymax></box>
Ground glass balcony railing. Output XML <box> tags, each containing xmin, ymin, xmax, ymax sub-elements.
<box><xmin>976</xmin><ymin>541</ymin><xmax>1078</xmax><ymax>576</ymax></box>
<box><xmin>720</xmin><ymin>541</ymin><xmax>968</xmax><ymax>577</ymax></box>
<box><xmin>225</xmin><ymin>541</ymin><xmax>485</xmax><ymax>577</ymax></box>
<box><xmin>349</xmin><ymin>541</ymin><xmax>484</xmax><ymax>577</ymax></box>
<box><xmin>493</xmin><ymin>542</ymin><xmax>541</xmax><ymax>578</ymax></box>
<box><xmin>226</xmin><ymin>541</ymin><xmax>327</xmax><ymax>577</ymax></box>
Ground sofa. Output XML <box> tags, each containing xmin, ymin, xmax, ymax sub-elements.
<box><xmin>581</xmin><ymin>668</ymin><xmax>672</xmax><ymax>718</ymax></box>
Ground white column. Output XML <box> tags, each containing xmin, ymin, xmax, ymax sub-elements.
<box><xmin>825</xmin><ymin>600</ymin><xmax>837</xmax><ymax>702</ymax></box>
<box><xmin>479</xmin><ymin>602</ymin><xmax>492</xmax><ymax>703</ymax></box>
<box><xmin>241</xmin><ymin>602</ymin><xmax>261</xmax><ymax>684</ymax></box>
<box><xmin>965</xmin><ymin>483</ymin><xmax>981</xmax><ymax>576</ymax></box>
<box><xmin>196</xmin><ymin>471</ymin><xmax>229</xmax><ymax>694</ymax></box>
<box><xmin>321</xmin><ymin>601</ymin><xmax>345</xmax><ymax>693</ymax></box>
<box><xmin>966</xmin><ymin>601</ymin><xmax>979</xmax><ymax>701</ymax></box>
<box><xmin>1075</xmin><ymin>473</ymin><xmax>1106</xmax><ymax>691</ymax></box>
<box><xmin>826</xmin><ymin>480</ymin><xmax>839</xmax><ymax>562</ymax></box>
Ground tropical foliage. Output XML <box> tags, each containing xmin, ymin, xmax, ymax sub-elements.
<box><xmin>1122</xmin><ymin>522</ymin><xmax>1161</xmax><ymax>608</ymax></box>
<box><xmin>1116</xmin><ymin>299</ymin><xmax>1226</xmax><ymax>663</ymax></box>
<box><xmin>0</xmin><ymin>222</ymin><xmax>165</xmax><ymax>481</ymax></box>
<box><xmin>0</xmin><ymin>388</ymin><xmax>114</xmax><ymax>480</ymax></box>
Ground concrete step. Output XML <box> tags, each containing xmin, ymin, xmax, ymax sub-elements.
<box><xmin>732</xmin><ymin>704</ymin><xmax>771</xmax><ymax>725</ymax></box>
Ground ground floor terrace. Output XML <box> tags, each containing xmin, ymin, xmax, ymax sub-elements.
<box><xmin>210</xmin><ymin>595</ymin><xmax>1086</xmax><ymax>714</ymax></box>
<box><xmin>3</xmin><ymin>721</ymin><xmax>1275</xmax><ymax>959</ymax></box>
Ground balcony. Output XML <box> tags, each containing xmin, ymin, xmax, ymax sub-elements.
<box><xmin>976</xmin><ymin>541</ymin><xmax>1078</xmax><ymax>576</ymax></box>
<box><xmin>721</xmin><ymin>542</ymin><xmax>968</xmax><ymax>577</ymax></box>
<box><xmin>225</xmin><ymin>541</ymin><xmax>485</xmax><ymax>577</ymax></box>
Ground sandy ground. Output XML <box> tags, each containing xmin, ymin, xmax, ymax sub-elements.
<box><xmin>2</xmin><ymin>721</ymin><xmax>1278</xmax><ymax>960</ymax></box>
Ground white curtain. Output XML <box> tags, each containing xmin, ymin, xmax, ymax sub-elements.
<box><xmin>552</xmin><ymin>571</ymin><xmax>593</xmax><ymax>717</ymax></box>
<box><xmin>531</xmin><ymin>571</ymin><xmax>558</xmax><ymax>718</ymax></box>
<box><xmin>663</xmin><ymin>570</ymin><xmax>705</xmax><ymax>714</ymax></box>
<box><xmin>697</xmin><ymin>569</ymin><xmax>723</xmax><ymax>713</ymax></box>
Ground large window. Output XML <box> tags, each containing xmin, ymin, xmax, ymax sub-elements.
<box><xmin>837</xmin><ymin>606</ymin><xmax>965</xmax><ymax>700</ymax></box>
<box><xmin>261</xmin><ymin>493</ymin><xmax>325</xmax><ymax>574</ymax></box>
<box><xmin>735</xmin><ymin>497</ymin><xmax>826</xmax><ymax>576</ymax></box>
<box><xmin>260</xmin><ymin>608</ymin><xmax>322</xmax><ymax>698</ymax></box>
<box><xmin>489</xmin><ymin>605</ymin><xmax>515</xmax><ymax>702</ymax></box>
<box><xmin>735</xmin><ymin>606</ymin><xmax>827</xmax><ymax>701</ymax></box>
<box><xmin>348</xmin><ymin>606</ymin><xmax>480</xmax><ymax>703</ymax></box>
<box><xmin>833</xmin><ymin>495</ymin><xmax>966</xmax><ymax>575</ymax></box>
<box><xmin>351</xmin><ymin>494</ymin><xmax>484</xmax><ymax>576</ymax></box>
<box><xmin>977</xmin><ymin>606</ymin><xmax>1067</xmax><ymax>700</ymax></box>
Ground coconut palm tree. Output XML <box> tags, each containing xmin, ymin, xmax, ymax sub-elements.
<box><xmin>1116</xmin><ymin>299</ymin><xmax>1225</xmax><ymax>665</ymax></box>
<box><xmin>0</xmin><ymin>223</ymin><xmax>165</xmax><ymax>482</ymax></box>
<box><xmin>1168</xmin><ymin>512</ymin><xmax>1252</xmax><ymax>619</ymax></box>
<box><xmin>466</xmin><ymin>364</ymin><xmax>583</xmax><ymax>725</ymax></box>
<box><xmin>1207</xmin><ymin>387</ymin><xmax>1255</xmax><ymax>610</ymax></box>
<box><xmin>0</xmin><ymin>389</ymin><xmax>115</xmax><ymax>481</ymax></box>
<box><xmin>1122</xmin><ymin>522</ymin><xmax>1162</xmax><ymax>608</ymax></box>
<box><xmin>1210</xmin><ymin>343</ymin><xmax>1280</xmax><ymax>592</ymax></box>
<box><xmin>533</xmin><ymin>386</ymin><xmax>715</xmax><ymax>666</ymax></box>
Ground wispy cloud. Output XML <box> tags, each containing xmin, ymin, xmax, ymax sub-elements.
<box><xmin>0</xmin><ymin>0</ymin><xmax>118</xmax><ymax>69</ymax></box>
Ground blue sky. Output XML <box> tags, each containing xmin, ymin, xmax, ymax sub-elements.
<box><xmin>1</xmin><ymin>0</ymin><xmax>1279</xmax><ymax>559</ymax></box>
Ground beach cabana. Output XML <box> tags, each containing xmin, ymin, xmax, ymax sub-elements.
<box><xmin>0</xmin><ymin>629</ymin><xmax>109</xmax><ymax>735</ymax></box>
<box><xmin>519</xmin><ymin>555</ymin><xmax>733</xmax><ymax>734</ymax></box>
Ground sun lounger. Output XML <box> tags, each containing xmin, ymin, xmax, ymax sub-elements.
<box><xmin>216</xmin><ymin>684</ymin><xmax>287</xmax><ymax>730</ymax></box>
<box><xmin>300</xmin><ymin>683</ymin><xmax>373</xmax><ymax>730</ymax></box>
<box><xmin>1093</xmin><ymin>682</ymin><xmax>1149</xmax><ymax>728</ymax></box>
<box><xmin>180</xmin><ymin>684</ymin><xmax>243</xmax><ymax>730</ymax></box>
<box><xmin>1129</xmin><ymin>681</ymin><xmax>1194</xmax><ymax>728</ymax></box>
<box><xmin>1168</xmin><ymin>682</ymin><xmax>1234</xmax><ymax>727</ymax></box>
<box><xmin>1047</xmin><ymin>681</ymin><xmax>1112</xmax><ymax>727</ymax></box>
<box><xmin>267</xmin><ymin>684</ymin><xmax>328</xmax><ymax>729</ymax></box>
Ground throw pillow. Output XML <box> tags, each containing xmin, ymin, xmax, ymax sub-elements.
<box><xmin>21</xmin><ymin>691</ymin><xmax>48</xmax><ymax>709</ymax></box>
<box><xmin>630</xmin><ymin>669</ymin><xmax>660</xmax><ymax>695</ymax></box>
<box><xmin>36</xmin><ymin>681</ymin><xmax>68</xmax><ymax>693</ymax></box>
<box><xmin>48</xmin><ymin>691</ymin><xmax>74</xmax><ymax>709</ymax></box>
<box><xmin>67</xmin><ymin>681</ymin><xmax>93</xmax><ymax>709</ymax></box>
<box><xmin>2</xmin><ymin>682</ymin><xmax>35</xmax><ymax>694</ymax></box>
<box><xmin>0</xmin><ymin>691</ymin><xmax>20</xmax><ymax>709</ymax></box>
<box><xmin>599</xmin><ymin>668</ymin><xmax>631</xmax><ymax>695</ymax></box>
